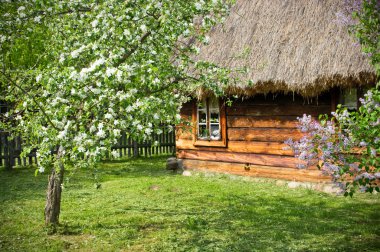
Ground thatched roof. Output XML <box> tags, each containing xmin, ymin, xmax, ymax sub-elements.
<box><xmin>198</xmin><ymin>0</ymin><xmax>376</xmax><ymax>97</ymax></box>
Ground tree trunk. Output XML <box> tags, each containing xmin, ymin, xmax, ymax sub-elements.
<box><xmin>44</xmin><ymin>147</ymin><xmax>64</xmax><ymax>227</ymax></box>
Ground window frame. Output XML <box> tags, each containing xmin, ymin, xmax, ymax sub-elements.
<box><xmin>192</xmin><ymin>97</ymin><xmax>227</xmax><ymax>147</ymax></box>
<box><xmin>339</xmin><ymin>88</ymin><xmax>359</xmax><ymax>111</ymax></box>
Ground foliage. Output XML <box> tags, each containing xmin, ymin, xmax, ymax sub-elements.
<box><xmin>287</xmin><ymin>0</ymin><xmax>380</xmax><ymax>196</ymax></box>
<box><xmin>0</xmin><ymin>157</ymin><xmax>379</xmax><ymax>251</ymax></box>
<box><xmin>286</xmin><ymin>99</ymin><xmax>380</xmax><ymax>196</ymax></box>
<box><xmin>350</xmin><ymin>0</ymin><xmax>380</xmax><ymax>74</ymax></box>
<box><xmin>0</xmin><ymin>0</ymin><xmax>233</xmax><ymax>173</ymax></box>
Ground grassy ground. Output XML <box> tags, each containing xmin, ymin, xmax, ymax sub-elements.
<box><xmin>0</xmin><ymin>156</ymin><xmax>379</xmax><ymax>251</ymax></box>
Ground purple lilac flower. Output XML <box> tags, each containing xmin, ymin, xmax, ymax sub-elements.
<box><xmin>284</xmin><ymin>138</ymin><xmax>293</xmax><ymax>147</ymax></box>
<box><xmin>343</xmin><ymin>137</ymin><xmax>351</xmax><ymax>148</ymax></box>
<box><xmin>322</xmin><ymin>150</ymin><xmax>331</xmax><ymax>160</ymax></box>
<box><xmin>370</xmin><ymin>148</ymin><xmax>377</xmax><ymax>157</ymax></box>
<box><xmin>349</xmin><ymin>163</ymin><xmax>359</xmax><ymax>172</ymax></box>
<box><xmin>297</xmin><ymin>164</ymin><xmax>306</xmax><ymax>169</ymax></box>
<box><xmin>335</xmin><ymin>0</ymin><xmax>363</xmax><ymax>27</ymax></box>
<box><xmin>355</xmin><ymin>172</ymin><xmax>376</xmax><ymax>181</ymax></box>
<box><xmin>371</xmin><ymin>118</ymin><xmax>380</xmax><ymax>126</ymax></box>
<box><xmin>359</xmin><ymin>186</ymin><xmax>368</xmax><ymax>192</ymax></box>
<box><xmin>333</xmin><ymin>174</ymin><xmax>341</xmax><ymax>180</ymax></box>
<box><xmin>359</xmin><ymin>141</ymin><xmax>367</xmax><ymax>147</ymax></box>
<box><xmin>363</xmin><ymin>173</ymin><xmax>375</xmax><ymax>180</ymax></box>
<box><xmin>297</xmin><ymin>114</ymin><xmax>313</xmax><ymax>132</ymax></box>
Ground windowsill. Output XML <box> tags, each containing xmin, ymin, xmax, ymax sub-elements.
<box><xmin>193</xmin><ymin>139</ymin><xmax>227</xmax><ymax>147</ymax></box>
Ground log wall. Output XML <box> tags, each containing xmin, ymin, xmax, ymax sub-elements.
<box><xmin>176</xmin><ymin>93</ymin><xmax>332</xmax><ymax>182</ymax></box>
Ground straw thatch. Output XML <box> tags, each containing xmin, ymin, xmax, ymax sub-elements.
<box><xmin>197</xmin><ymin>0</ymin><xmax>376</xmax><ymax>97</ymax></box>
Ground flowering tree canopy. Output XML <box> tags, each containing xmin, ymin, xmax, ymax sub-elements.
<box><xmin>0</xmin><ymin>0</ymin><xmax>232</xmax><ymax>171</ymax></box>
<box><xmin>0</xmin><ymin>0</ymin><xmax>234</xmax><ymax>226</ymax></box>
<box><xmin>287</xmin><ymin>0</ymin><xmax>380</xmax><ymax>196</ymax></box>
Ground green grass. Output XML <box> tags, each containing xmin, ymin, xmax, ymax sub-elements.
<box><xmin>0</xmin><ymin>156</ymin><xmax>379</xmax><ymax>251</ymax></box>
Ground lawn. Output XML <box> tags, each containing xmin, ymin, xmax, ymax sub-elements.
<box><xmin>0</xmin><ymin>156</ymin><xmax>379</xmax><ymax>251</ymax></box>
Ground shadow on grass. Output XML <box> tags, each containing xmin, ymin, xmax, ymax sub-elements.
<box><xmin>98</xmin><ymin>155</ymin><xmax>176</xmax><ymax>179</ymax></box>
<box><xmin>209</xmin><ymin>195</ymin><xmax>380</xmax><ymax>251</ymax></box>
<box><xmin>1</xmin><ymin>156</ymin><xmax>379</xmax><ymax>251</ymax></box>
<box><xmin>0</xmin><ymin>165</ymin><xmax>47</xmax><ymax>202</ymax></box>
<box><xmin>0</xmin><ymin>156</ymin><xmax>174</xmax><ymax>202</ymax></box>
<box><xmin>106</xmin><ymin>194</ymin><xmax>380</xmax><ymax>251</ymax></box>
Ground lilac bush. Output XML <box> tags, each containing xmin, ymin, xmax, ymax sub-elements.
<box><xmin>286</xmin><ymin>89</ymin><xmax>380</xmax><ymax>196</ymax></box>
<box><xmin>285</xmin><ymin>0</ymin><xmax>380</xmax><ymax>196</ymax></box>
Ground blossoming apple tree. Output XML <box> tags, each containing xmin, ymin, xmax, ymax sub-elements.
<box><xmin>0</xmin><ymin>0</ymin><xmax>233</xmax><ymax>227</ymax></box>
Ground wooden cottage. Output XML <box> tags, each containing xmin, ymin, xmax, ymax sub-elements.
<box><xmin>176</xmin><ymin>0</ymin><xmax>376</xmax><ymax>182</ymax></box>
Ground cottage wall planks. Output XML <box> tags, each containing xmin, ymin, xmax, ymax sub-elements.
<box><xmin>176</xmin><ymin>93</ymin><xmax>332</xmax><ymax>182</ymax></box>
<box><xmin>182</xmin><ymin>160</ymin><xmax>330</xmax><ymax>182</ymax></box>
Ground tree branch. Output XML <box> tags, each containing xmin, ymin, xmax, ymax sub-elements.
<box><xmin>113</xmin><ymin>31</ymin><xmax>152</xmax><ymax>67</ymax></box>
<box><xmin>0</xmin><ymin>71</ymin><xmax>60</xmax><ymax>131</ymax></box>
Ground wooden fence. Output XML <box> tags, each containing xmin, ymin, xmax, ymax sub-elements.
<box><xmin>0</xmin><ymin>128</ymin><xmax>176</xmax><ymax>169</ymax></box>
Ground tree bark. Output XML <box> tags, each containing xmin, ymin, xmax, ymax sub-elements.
<box><xmin>44</xmin><ymin>147</ymin><xmax>64</xmax><ymax>227</ymax></box>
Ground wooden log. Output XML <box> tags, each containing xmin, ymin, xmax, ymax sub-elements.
<box><xmin>176</xmin><ymin>139</ymin><xmax>294</xmax><ymax>156</ymax></box>
<box><xmin>227</xmin><ymin>115</ymin><xmax>298</xmax><ymax>128</ymax></box>
<box><xmin>182</xmin><ymin>159</ymin><xmax>329</xmax><ymax>182</ymax></box>
<box><xmin>227</xmin><ymin>104</ymin><xmax>331</xmax><ymax>116</ymax></box>
<box><xmin>228</xmin><ymin>128</ymin><xmax>303</xmax><ymax>142</ymax></box>
<box><xmin>177</xmin><ymin>149</ymin><xmax>306</xmax><ymax>168</ymax></box>
<box><xmin>230</xmin><ymin>94</ymin><xmax>331</xmax><ymax>106</ymax></box>
<box><xmin>176</xmin><ymin>128</ymin><xmax>193</xmax><ymax>140</ymax></box>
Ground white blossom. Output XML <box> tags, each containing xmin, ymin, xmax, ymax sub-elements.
<box><xmin>111</xmin><ymin>150</ymin><xmax>119</xmax><ymax>158</ymax></box>
<box><xmin>78</xmin><ymin>146</ymin><xmax>86</xmax><ymax>153</ymax></box>
<box><xmin>106</xmin><ymin>67</ymin><xmax>117</xmax><ymax>77</ymax></box>
<box><xmin>113</xmin><ymin>129</ymin><xmax>121</xmax><ymax>137</ymax></box>
<box><xmin>71</xmin><ymin>45</ymin><xmax>85</xmax><ymax>59</ymax></box>
<box><xmin>104</xmin><ymin>113</ymin><xmax>113</xmax><ymax>119</ymax></box>
<box><xmin>195</xmin><ymin>1</ymin><xmax>204</xmax><ymax>10</ymax></box>
<box><xmin>17</xmin><ymin>6</ymin><xmax>25</xmax><ymax>12</ymax></box>
<box><xmin>91</xmin><ymin>19</ymin><xmax>99</xmax><ymax>28</ymax></box>
<box><xmin>140</xmin><ymin>24</ymin><xmax>147</xmax><ymax>33</ymax></box>
<box><xmin>145</xmin><ymin>128</ymin><xmax>152</xmax><ymax>135</ymax></box>
<box><xmin>59</xmin><ymin>54</ymin><xmax>65</xmax><ymax>63</ymax></box>
<box><xmin>36</xmin><ymin>74</ymin><xmax>42</xmax><ymax>83</ymax></box>
<box><xmin>96</xmin><ymin>129</ymin><xmax>106</xmax><ymax>138</ymax></box>
<box><xmin>58</xmin><ymin>130</ymin><xmax>67</xmax><ymax>139</ymax></box>
<box><xmin>90</xmin><ymin>125</ymin><xmax>97</xmax><ymax>133</ymax></box>
<box><xmin>34</xmin><ymin>16</ymin><xmax>42</xmax><ymax>23</ymax></box>
<box><xmin>39</xmin><ymin>166</ymin><xmax>45</xmax><ymax>173</ymax></box>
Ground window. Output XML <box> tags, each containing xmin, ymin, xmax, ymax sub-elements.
<box><xmin>197</xmin><ymin>97</ymin><xmax>221</xmax><ymax>140</ymax></box>
<box><xmin>193</xmin><ymin>97</ymin><xmax>226</xmax><ymax>147</ymax></box>
<box><xmin>339</xmin><ymin>88</ymin><xmax>358</xmax><ymax>111</ymax></box>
